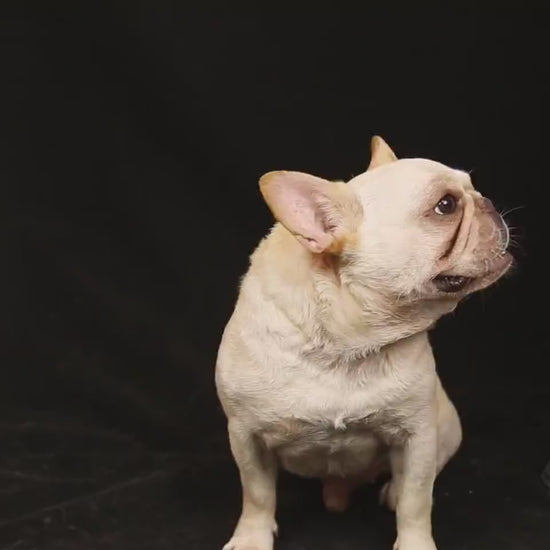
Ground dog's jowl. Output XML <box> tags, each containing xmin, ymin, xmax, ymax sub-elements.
<box><xmin>215</xmin><ymin>137</ymin><xmax>512</xmax><ymax>550</ymax></box>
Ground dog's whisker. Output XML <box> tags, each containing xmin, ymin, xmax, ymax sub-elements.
<box><xmin>500</xmin><ymin>205</ymin><xmax>527</xmax><ymax>218</ymax></box>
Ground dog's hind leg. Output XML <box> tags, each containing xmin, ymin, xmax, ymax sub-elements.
<box><xmin>323</xmin><ymin>455</ymin><xmax>389</xmax><ymax>512</ymax></box>
<box><xmin>323</xmin><ymin>476</ymin><xmax>354</xmax><ymax>512</ymax></box>
<box><xmin>434</xmin><ymin>377</ymin><xmax>462</xmax><ymax>474</ymax></box>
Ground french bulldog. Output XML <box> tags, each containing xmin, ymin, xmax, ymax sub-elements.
<box><xmin>215</xmin><ymin>137</ymin><xmax>512</xmax><ymax>550</ymax></box>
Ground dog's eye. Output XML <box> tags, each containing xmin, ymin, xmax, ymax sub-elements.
<box><xmin>434</xmin><ymin>194</ymin><xmax>457</xmax><ymax>215</ymax></box>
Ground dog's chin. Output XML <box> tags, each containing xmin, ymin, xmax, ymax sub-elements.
<box><xmin>432</xmin><ymin>251</ymin><xmax>513</xmax><ymax>296</ymax></box>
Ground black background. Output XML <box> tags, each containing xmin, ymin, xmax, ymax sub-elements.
<box><xmin>2</xmin><ymin>3</ymin><xmax>549</xmax><ymax>549</ymax></box>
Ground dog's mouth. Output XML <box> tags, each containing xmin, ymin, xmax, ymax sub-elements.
<box><xmin>433</xmin><ymin>274</ymin><xmax>473</xmax><ymax>293</ymax></box>
<box><xmin>433</xmin><ymin>251</ymin><xmax>513</xmax><ymax>294</ymax></box>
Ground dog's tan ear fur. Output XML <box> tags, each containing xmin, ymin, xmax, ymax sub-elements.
<box><xmin>259</xmin><ymin>171</ymin><xmax>362</xmax><ymax>254</ymax></box>
<box><xmin>368</xmin><ymin>136</ymin><xmax>398</xmax><ymax>170</ymax></box>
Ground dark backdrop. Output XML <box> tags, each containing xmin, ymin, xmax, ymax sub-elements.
<box><xmin>1</xmin><ymin>3</ymin><xmax>549</xmax><ymax>549</ymax></box>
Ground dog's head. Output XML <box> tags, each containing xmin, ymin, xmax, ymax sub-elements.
<box><xmin>260</xmin><ymin>137</ymin><xmax>512</xmax><ymax>317</ymax></box>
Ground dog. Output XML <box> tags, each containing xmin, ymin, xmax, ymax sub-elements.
<box><xmin>215</xmin><ymin>137</ymin><xmax>512</xmax><ymax>550</ymax></box>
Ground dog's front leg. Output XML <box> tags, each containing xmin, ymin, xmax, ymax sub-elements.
<box><xmin>393</xmin><ymin>411</ymin><xmax>438</xmax><ymax>550</ymax></box>
<box><xmin>223</xmin><ymin>420</ymin><xmax>278</xmax><ymax>550</ymax></box>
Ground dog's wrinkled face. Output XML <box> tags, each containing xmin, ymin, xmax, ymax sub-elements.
<box><xmin>260</xmin><ymin>137</ymin><xmax>512</xmax><ymax>310</ymax></box>
<box><xmin>347</xmin><ymin>157</ymin><xmax>511</xmax><ymax>300</ymax></box>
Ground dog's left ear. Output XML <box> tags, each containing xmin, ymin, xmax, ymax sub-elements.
<box><xmin>259</xmin><ymin>171</ymin><xmax>362</xmax><ymax>254</ymax></box>
<box><xmin>368</xmin><ymin>136</ymin><xmax>398</xmax><ymax>170</ymax></box>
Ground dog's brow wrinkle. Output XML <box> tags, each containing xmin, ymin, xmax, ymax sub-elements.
<box><xmin>430</xmin><ymin>172</ymin><xmax>459</xmax><ymax>187</ymax></box>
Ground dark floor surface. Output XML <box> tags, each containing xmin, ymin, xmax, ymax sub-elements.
<box><xmin>1</xmin><ymin>364</ymin><xmax>549</xmax><ymax>550</ymax></box>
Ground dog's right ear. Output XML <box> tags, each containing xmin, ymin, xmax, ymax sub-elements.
<box><xmin>259</xmin><ymin>171</ymin><xmax>362</xmax><ymax>254</ymax></box>
<box><xmin>368</xmin><ymin>136</ymin><xmax>398</xmax><ymax>170</ymax></box>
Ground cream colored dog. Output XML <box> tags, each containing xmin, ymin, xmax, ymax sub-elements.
<box><xmin>215</xmin><ymin>137</ymin><xmax>511</xmax><ymax>550</ymax></box>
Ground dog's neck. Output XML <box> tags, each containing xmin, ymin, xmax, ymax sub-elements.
<box><xmin>250</xmin><ymin>225</ymin><xmax>446</xmax><ymax>365</ymax></box>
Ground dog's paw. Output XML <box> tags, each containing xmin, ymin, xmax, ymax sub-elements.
<box><xmin>222</xmin><ymin>523</ymin><xmax>276</xmax><ymax>550</ymax></box>
<box><xmin>222</xmin><ymin>532</ymin><xmax>273</xmax><ymax>550</ymax></box>
<box><xmin>393</xmin><ymin>532</ymin><xmax>437</xmax><ymax>550</ymax></box>
<box><xmin>379</xmin><ymin>480</ymin><xmax>397</xmax><ymax>511</ymax></box>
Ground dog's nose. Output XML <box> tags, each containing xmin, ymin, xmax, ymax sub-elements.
<box><xmin>480</xmin><ymin>197</ymin><xmax>500</xmax><ymax>222</ymax></box>
<box><xmin>480</xmin><ymin>197</ymin><xmax>509</xmax><ymax>248</ymax></box>
<box><xmin>481</xmin><ymin>197</ymin><xmax>496</xmax><ymax>212</ymax></box>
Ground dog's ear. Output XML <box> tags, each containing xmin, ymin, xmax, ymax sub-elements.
<box><xmin>368</xmin><ymin>136</ymin><xmax>398</xmax><ymax>170</ymax></box>
<box><xmin>259</xmin><ymin>171</ymin><xmax>362</xmax><ymax>254</ymax></box>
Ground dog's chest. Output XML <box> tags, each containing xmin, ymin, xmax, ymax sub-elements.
<box><xmin>255</xmin><ymin>364</ymin><xmax>411</xmax><ymax>477</ymax></box>
<box><xmin>260</xmin><ymin>405</ymin><xmax>382</xmax><ymax>453</ymax></box>
<box><xmin>259</xmin><ymin>391</ymin><xmax>394</xmax><ymax>478</ymax></box>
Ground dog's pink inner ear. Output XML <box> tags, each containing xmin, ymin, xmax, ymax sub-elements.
<box><xmin>368</xmin><ymin>135</ymin><xmax>398</xmax><ymax>170</ymax></box>
<box><xmin>259</xmin><ymin>171</ymin><xmax>339</xmax><ymax>253</ymax></box>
